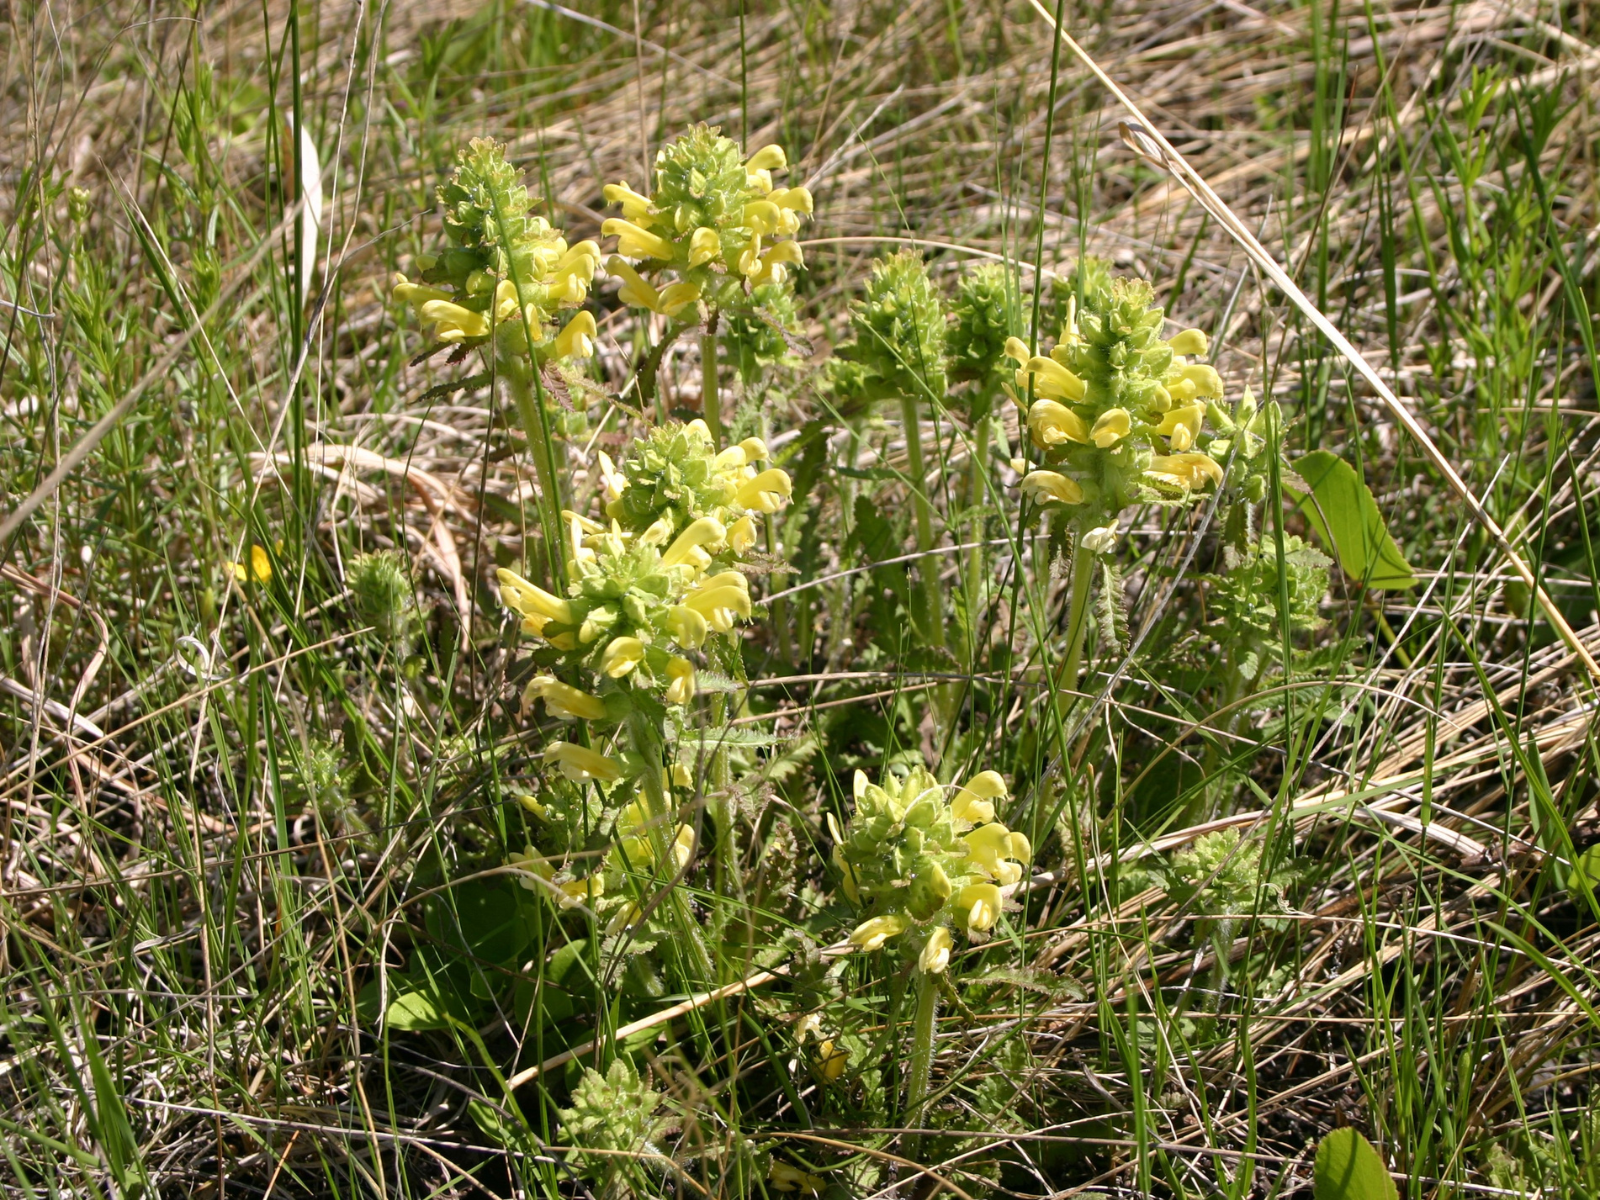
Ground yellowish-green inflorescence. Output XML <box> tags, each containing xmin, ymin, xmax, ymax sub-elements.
<box><xmin>1010</xmin><ymin>274</ymin><xmax>1227</xmax><ymax>547</ymax></box>
<box><xmin>494</xmin><ymin>420</ymin><xmax>793</xmax><ymax>918</ymax></box>
<box><xmin>390</xmin><ymin>138</ymin><xmax>600</xmax><ymax>371</ymax></box>
<box><xmin>602</xmin><ymin>124</ymin><xmax>812</xmax><ymax>319</ymax></box>
<box><xmin>830</xmin><ymin>765</ymin><xmax>1030</xmax><ymax>975</ymax></box>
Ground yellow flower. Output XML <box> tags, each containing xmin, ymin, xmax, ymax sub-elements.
<box><xmin>1006</xmin><ymin>830</ymin><xmax>1032</xmax><ymax>865</ymax></box>
<box><xmin>959</xmin><ymin>882</ymin><xmax>1002</xmax><ymax>933</ymax></box>
<box><xmin>964</xmin><ymin>822</ymin><xmax>1022</xmax><ymax>877</ymax></box>
<box><xmin>524</xmin><ymin>676</ymin><xmax>608</xmax><ymax>721</ymax></box>
<box><xmin>517</xmin><ymin>793</ymin><xmax>548</xmax><ymax>820</ymax></box>
<box><xmin>596</xmin><ymin>451</ymin><xmax>627</xmax><ymax>503</ymax></box>
<box><xmin>602</xmin><ymin>181</ymin><xmax>654</xmax><ymax>222</ymax></box>
<box><xmin>1089</xmin><ymin>407</ymin><xmax>1131</xmax><ymax>448</ymax></box>
<box><xmin>770</xmin><ymin>1161</ymin><xmax>825</xmax><ymax>1194</ymax></box>
<box><xmin>1179</xmin><ymin>363</ymin><xmax>1224</xmax><ymax>399</ymax></box>
<box><xmin>727</xmin><ymin>515</ymin><xmax>758</xmax><ymax>555</ymax></box>
<box><xmin>1003</xmin><ymin>336</ymin><xmax>1033</xmax><ymax>364</ymax></box>
<box><xmin>665</xmin><ymin>657</ymin><xmax>696</xmax><ymax>705</ymax></box>
<box><xmin>1020</xmin><ymin>470</ymin><xmax>1083</xmax><ymax>507</ymax></box>
<box><xmin>684</xmin><ymin>572</ymin><xmax>752</xmax><ymax>630</ymax></box>
<box><xmin>391</xmin><ymin>274</ymin><xmax>451</xmax><ymax>307</ymax></box>
<box><xmin>743</xmin><ymin>200</ymin><xmax>782</xmax><ymax>236</ymax></box>
<box><xmin>607</xmin><ymin>257</ymin><xmax>661</xmax><ymax>311</ymax></box>
<box><xmin>669</xmin><ymin>822</ymin><xmax>696</xmax><ymax>872</ymax></box>
<box><xmin>496</xmin><ymin>568</ymin><xmax>577</xmax><ymax>626</ymax></box>
<box><xmin>1155</xmin><ymin>404</ymin><xmax>1205</xmax><ymax>452</ymax></box>
<box><xmin>1028</xmin><ymin>399</ymin><xmax>1089</xmax><ymax>448</ymax></box>
<box><xmin>752</xmin><ymin>239</ymin><xmax>805</xmax><ymax>287</ymax></box>
<box><xmin>816</xmin><ymin>1039</ymin><xmax>849</xmax><ymax>1083</ymax></box>
<box><xmin>1168</xmin><ymin>327</ymin><xmax>1208</xmax><ymax>356</ymax></box>
<box><xmin>600</xmin><ymin>636</ymin><xmax>645</xmax><ymax>678</ymax></box>
<box><xmin>1081</xmin><ymin>524</ymin><xmax>1119</xmax><ymax>554</ymax></box>
<box><xmin>656</xmin><ymin>280</ymin><xmax>701</xmax><ymax>317</ymax></box>
<box><xmin>1147</xmin><ymin>452</ymin><xmax>1224</xmax><ymax>491</ymax></box>
<box><xmin>553</xmin><ymin>310</ymin><xmax>597</xmax><ymax>359</ymax></box>
<box><xmin>919</xmin><ymin>926</ymin><xmax>953</xmax><ymax>975</ymax></box>
<box><xmin>688</xmin><ymin>227</ymin><xmax>721</xmax><ymax>267</ymax></box>
<box><xmin>666</xmin><ymin>604</ymin><xmax>710</xmax><ymax>649</ymax></box>
<box><xmin>1021</xmin><ymin>355</ymin><xmax>1086</xmax><ymax>402</ymax></box>
<box><xmin>848</xmin><ymin>912</ymin><xmax>908</xmax><ymax>952</ymax></box>
<box><xmin>951</xmin><ymin>770</ymin><xmax>1007</xmax><ymax>824</ymax></box>
<box><xmin>418</xmin><ymin>298</ymin><xmax>489</xmax><ymax>343</ymax></box>
<box><xmin>746</xmin><ymin>143</ymin><xmax>788</xmax><ymax>172</ymax></box>
<box><xmin>662</xmin><ymin>516</ymin><xmax>727</xmax><ymax>571</ymax></box>
<box><xmin>601</xmin><ymin>218</ymin><xmax>673</xmax><ymax>260</ymax></box>
<box><xmin>228</xmin><ymin>544</ymin><xmax>273</xmax><ymax>584</ymax></box>
<box><xmin>734</xmin><ymin>468</ymin><xmax>793</xmax><ymax>514</ymax></box>
<box><xmin>769</xmin><ymin>186</ymin><xmax>814</xmax><ymax>214</ymax></box>
<box><xmin>544</xmin><ymin>740</ymin><xmax>625</xmax><ymax>784</ymax></box>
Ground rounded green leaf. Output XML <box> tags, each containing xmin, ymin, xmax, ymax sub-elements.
<box><xmin>1313</xmin><ymin>1128</ymin><xmax>1398</xmax><ymax>1200</ymax></box>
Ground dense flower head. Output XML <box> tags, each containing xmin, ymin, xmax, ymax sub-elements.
<box><xmin>602</xmin><ymin>124</ymin><xmax>811</xmax><ymax>318</ymax></box>
<box><xmin>1008</xmin><ymin>271</ymin><xmax>1226</xmax><ymax>533</ymax></box>
<box><xmin>391</xmin><ymin>138</ymin><xmax>598</xmax><ymax>367</ymax></box>
<box><xmin>496</xmin><ymin>420</ymin><xmax>791</xmax><ymax>720</ymax></box>
<box><xmin>829</xmin><ymin>250</ymin><xmax>948</xmax><ymax>405</ymax></box>
<box><xmin>947</xmin><ymin>263</ymin><xmax>1019</xmax><ymax>400</ymax></box>
<box><xmin>831</xmin><ymin>765</ymin><xmax>1028</xmax><ymax>972</ymax></box>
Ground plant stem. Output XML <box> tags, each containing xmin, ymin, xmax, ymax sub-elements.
<box><xmin>507</xmin><ymin>371</ymin><xmax>566</xmax><ymax>588</ymax></box>
<box><xmin>1058</xmin><ymin>517</ymin><xmax>1096</xmax><ymax>705</ymax></box>
<box><xmin>963</xmin><ymin>406</ymin><xmax>993</xmax><ymax>667</ymax></box>
<box><xmin>701</xmin><ymin>324</ymin><xmax>721</xmax><ymax>444</ymax></box>
<box><xmin>905</xmin><ymin>967</ymin><xmax>940</xmax><ymax>1157</ymax></box>
<box><xmin>899</xmin><ymin>391</ymin><xmax>945</xmax><ymax>651</ymax></box>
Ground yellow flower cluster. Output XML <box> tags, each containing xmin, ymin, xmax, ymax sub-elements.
<box><xmin>830</xmin><ymin>766</ymin><xmax>1030</xmax><ymax>975</ymax></box>
<box><xmin>602</xmin><ymin>125</ymin><xmax>811</xmax><ymax>318</ymax></box>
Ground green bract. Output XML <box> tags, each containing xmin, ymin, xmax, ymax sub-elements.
<box><xmin>829</xmin><ymin>250</ymin><xmax>948</xmax><ymax>405</ymax></box>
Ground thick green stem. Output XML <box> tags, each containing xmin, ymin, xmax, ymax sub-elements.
<box><xmin>899</xmin><ymin>391</ymin><xmax>944</xmax><ymax>650</ymax></box>
<box><xmin>700</xmin><ymin>326</ymin><xmax>721</xmax><ymax>444</ymax></box>
<box><xmin>507</xmin><ymin>371</ymin><xmax>566</xmax><ymax>587</ymax></box>
<box><xmin>1057</xmin><ymin>519</ymin><xmax>1096</xmax><ymax>706</ymax></box>
<box><xmin>905</xmin><ymin>968</ymin><xmax>940</xmax><ymax>1155</ymax></box>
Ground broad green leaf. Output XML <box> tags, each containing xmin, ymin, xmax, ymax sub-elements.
<box><xmin>1314</xmin><ymin>1128</ymin><xmax>1398</xmax><ymax>1200</ymax></box>
<box><xmin>385</xmin><ymin>989</ymin><xmax>450</xmax><ymax>1031</ymax></box>
<box><xmin>1291</xmin><ymin>451</ymin><xmax>1417</xmax><ymax>589</ymax></box>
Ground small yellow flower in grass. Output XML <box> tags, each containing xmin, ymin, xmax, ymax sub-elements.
<box><xmin>524</xmin><ymin>675</ymin><xmax>608</xmax><ymax>721</ymax></box>
<box><xmin>1179</xmin><ymin>363</ymin><xmax>1224</xmax><ymax>399</ymax></box>
<box><xmin>666</xmin><ymin>604</ymin><xmax>710</xmax><ymax>650</ymax></box>
<box><xmin>734</xmin><ymin>468</ymin><xmax>793</xmax><ymax>514</ymax></box>
<box><xmin>517</xmin><ymin>793</ymin><xmax>549</xmax><ymax>820</ymax></box>
<box><xmin>964</xmin><ymin>822</ymin><xmax>1021</xmax><ymax>876</ymax></box>
<box><xmin>665</xmin><ymin>657</ymin><xmax>696</xmax><ymax>705</ymax></box>
<box><xmin>752</xmin><ymin>239</ymin><xmax>804</xmax><ymax>287</ymax></box>
<box><xmin>815</xmin><ymin>1039</ymin><xmax>849</xmax><ymax>1083</ymax></box>
<box><xmin>669</xmin><ymin>823</ymin><xmax>695</xmax><ymax>872</ymax></box>
<box><xmin>601</xmin><ymin>218</ymin><xmax>673</xmax><ymax>260</ymax></box>
<box><xmin>596</xmin><ymin>451</ymin><xmax>627</xmax><ymax>503</ymax></box>
<box><xmin>418</xmin><ymin>298</ymin><xmax>489</xmax><ymax>343</ymax></box>
<box><xmin>1022</xmin><ymin>355</ymin><xmax>1086</xmax><ymax>403</ymax></box>
<box><xmin>959</xmin><ymin>882</ymin><xmax>1002</xmax><ymax>933</ymax></box>
<box><xmin>688</xmin><ymin>227</ymin><xmax>721</xmax><ymax>267</ymax></box>
<box><xmin>544</xmin><ymin>741</ymin><xmax>625</xmax><ymax>784</ymax></box>
<box><xmin>1089</xmin><ymin>407</ymin><xmax>1131</xmax><ymax>448</ymax></box>
<box><xmin>769</xmin><ymin>185</ymin><xmax>814</xmax><ymax>215</ymax></box>
<box><xmin>726</xmin><ymin>515</ymin><xmax>758</xmax><ymax>555</ymax></box>
<box><xmin>848</xmin><ymin>912</ymin><xmax>908</xmax><ymax>952</ymax></box>
<box><xmin>600</xmin><ymin>636</ymin><xmax>645</xmax><ymax>678</ymax></box>
<box><xmin>390</xmin><ymin>274</ymin><xmax>451</xmax><ymax>307</ymax></box>
<box><xmin>746</xmin><ymin>143</ymin><xmax>788</xmax><ymax>172</ymax></box>
<box><xmin>1168</xmin><ymin>327</ymin><xmax>1209</xmax><ymax>356</ymax></box>
<box><xmin>607</xmin><ymin>257</ymin><xmax>660</xmax><ymax>311</ymax></box>
<box><xmin>496</xmin><ymin>568</ymin><xmax>577</xmax><ymax>626</ymax></box>
<box><xmin>684</xmin><ymin>572</ymin><xmax>752</xmax><ymax>631</ymax></box>
<box><xmin>1020</xmin><ymin>470</ymin><xmax>1083</xmax><ymax>507</ymax></box>
<box><xmin>950</xmin><ymin>770</ymin><xmax>1007</xmax><ymax>824</ymax></box>
<box><xmin>919</xmin><ymin>926</ymin><xmax>953</xmax><ymax>975</ymax></box>
<box><xmin>770</xmin><ymin>1161</ymin><xmax>825</xmax><ymax>1193</ymax></box>
<box><xmin>602</xmin><ymin>181</ymin><xmax>654</xmax><ymax>223</ymax></box>
<box><xmin>1080</xmin><ymin>524</ymin><xmax>1119</xmax><ymax>555</ymax></box>
<box><xmin>1155</xmin><ymin>404</ymin><xmax>1205</xmax><ymax>452</ymax></box>
<box><xmin>743</xmin><ymin>200</ymin><xmax>782</xmax><ymax>236</ymax></box>
<box><xmin>553</xmin><ymin>311</ymin><xmax>597</xmax><ymax>359</ymax></box>
<box><xmin>662</xmin><ymin>516</ymin><xmax>727</xmax><ymax>571</ymax></box>
<box><xmin>1147</xmin><ymin>451</ymin><xmax>1225</xmax><ymax>491</ymax></box>
<box><xmin>1029</xmin><ymin>399</ymin><xmax>1090</xmax><ymax>449</ymax></box>
<box><xmin>228</xmin><ymin>544</ymin><xmax>273</xmax><ymax>584</ymax></box>
<box><xmin>657</xmin><ymin>280</ymin><xmax>701</xmax><ymax>317</ymax></box>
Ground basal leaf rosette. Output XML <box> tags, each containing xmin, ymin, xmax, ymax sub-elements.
<box><xmin>830</xmin><ymin>766</ymin><xmax>1030</xmax><ymax>975</ymax></box>
<box><xmin>1009</xmin><ymin>274</ymin><xmax>1228</xmax><ymax>543</ymax></box>
<box><xmin>602</xmin><ymin>124</ymin><xmax>811</xmax><ymax>319</ymax></box>
<box><xmin>391</xmin><ymin>138</ymin><xmax>599</xmax><ymax>370</ymax></box>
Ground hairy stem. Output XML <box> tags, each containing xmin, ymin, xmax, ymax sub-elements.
<box><xmin>507</xmin><ymin>370</ymin><xmax>566</xmax><ymax>588</ymax></box>
<box><xmin>899</xmin><ymin>391</ymin><xmax>945</xmax><ymax>650</ymax></box>
<box><xmin>905</xmin><ymin>967</ymin><xmax>940</xmax><ymax>1156</ymax></box>
<box><xmin>700</xmin><ymin>324</ymin><xmax>722</xmax><ymax>444</ymax></box>
<box><xmin>1058</xmin><ymin>519</ymin><xmax>1096</xmax><ymax>705</ymax></box>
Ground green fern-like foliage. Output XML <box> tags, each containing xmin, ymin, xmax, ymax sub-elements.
<box><xmin>1206</xmin><ymin>534</ymin><xmax>1331</xmax><ymax>684</ymax></box>
<box><xmin>558</xmin><ymin>1058</ymin><xmax>671</xmax><ymax>1190</ymax></box>
<box><xmin>947</xmin><ymin>263</ymin><xmax>1018</xmax><ymax>401</ymax></box>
